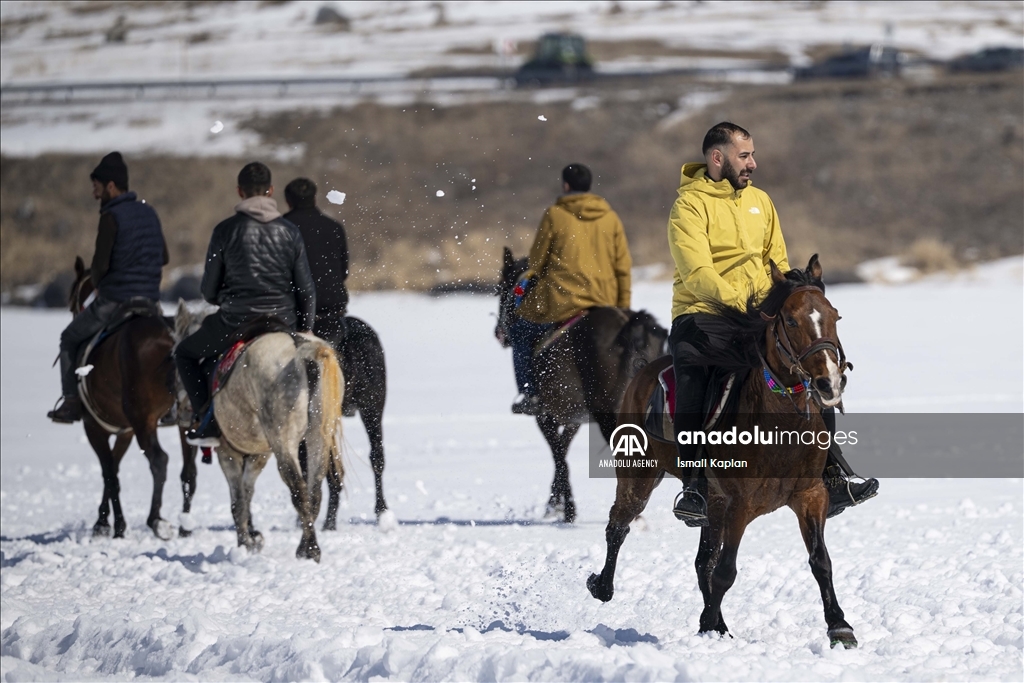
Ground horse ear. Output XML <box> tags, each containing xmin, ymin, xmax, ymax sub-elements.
<box><xmin>807</xmin><ymin>254</ymin><xmax>823</xmax><ymax>281</ymax></box>
<box><xmin>74</xmin><ymin>256</ymin><xmax>85</xmax><ymax>278</ymax></box>
<box><xmin>768</xmin><ymin>259</ymin><xmax>786</xmax><ymax>283</ymax></box>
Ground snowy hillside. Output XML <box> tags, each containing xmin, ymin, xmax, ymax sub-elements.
<box><xmin>2</xmin><ymin>1</ymin><xmax>1022</xmax><ymax>158</ymax></box>
<box><xmin>1</xmin><ymin>260</ymin><xmax>1021</xmax><ymax>681</ymax></box>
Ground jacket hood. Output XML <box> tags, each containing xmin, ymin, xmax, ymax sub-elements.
<box><xmin>678</xmin><ymin>162</ymin><xmax>745</xmax><ymax>198</ymax></box>
<box><xmin>556</xmin><ymin>193</ymin><xmax>610</xmax><ymax>221</ymax></box>
<box><xmin>234</xmin><ymin>196</ymin><xmax>282</xmax><ymax>223</ymax></box>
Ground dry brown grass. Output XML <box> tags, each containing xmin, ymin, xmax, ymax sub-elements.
<box><xmin>1</xmin><ymin>72</ymin><xmax>1020</xmax><ymax>294</ymax></box>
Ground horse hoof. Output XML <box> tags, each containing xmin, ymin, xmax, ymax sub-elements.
<box><xmin>250</xmin><ymin>531</ymin><xmax>265</xmax><ymax>551</ymax></box>
<box><xmin>587</xmin><ymin>573</ymin><xmax>613</xmax><ymax>602</ymax></box>
<box><xmin>113</xmin><ymin>525</ymin><xmax>127</xmax><ymax>539</ymax></box>
<box><xmin>93</xmin><ymin>523</ymin><xmax>111</xmax><ymax>538</ymax></box>
<box><xmin>828</xmin><ymin>627</ymin><xmax>858</xmax><ymax>649</ymax></box>
<box><xmin>322</xmin><ymin>521</ymin><xmax>337</xmax><ymax>532</ymax></box>
<box><xmin>151</xmin><ymin>519</ymin><xmax>174</xmax><ymax>541</ymax></box>
<box><xmin>297</xmin><ymin>544</ymin><xmax>321</xmax><ymax>563</ymax></box>
<box><xmin>563</xmin><ymin>504</ymin><xmax>577</xmax><ymax>524</ymax></box>
<box><xmin>377</xmin><ymin>509</ymin><xmax>398</xmax><ymax>533</ymax></box>
<box><xmin>178</xmin><ymin>527</ymin><xmax>192</xmax><ymax>538</ymax></box>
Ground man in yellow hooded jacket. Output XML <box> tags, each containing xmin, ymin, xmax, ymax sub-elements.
<box><xmin>668</xmin><ymin>122</ymin><xmax>878</xmax><ymax>525</ymax></box>
<box><xmin>510</xmin><ymin>163</ymin><xmax>631</xmax><ymax>415</ymax></box>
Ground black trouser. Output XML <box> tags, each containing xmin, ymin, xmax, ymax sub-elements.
<box><xmin>59</xmin><ymin>295</ymin><xmax>120</xmax><ymax>396</ymax></box>
<box><xmin>173</xmin><ymin>312</ymin><xmax>239</xmax><ymax>417</ymax></box>
<box><xmin>313</xmin><ymin>305</ymin><xmax>348</xmax><ymax>347</ymax></box>
<box><xmin>670</xmin><ymin>315</ymin><xmax>711</xmax><ymax>475</ymax></box>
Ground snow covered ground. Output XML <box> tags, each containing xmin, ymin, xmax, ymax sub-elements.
<box><xmin>1</xmin><ymin>260</ymin><xmax>1022</xmax><ymax>681</ymax></box>
<box><xmin>2</xmin><ymin>1</ymin><xmax>1022</xmax><ymax>158</ymax></box>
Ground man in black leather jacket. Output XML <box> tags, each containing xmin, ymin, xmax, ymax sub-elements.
<box><xmin>175</xmin><ymin>162</ymin><xmax>316</xmax><ymax>446</ymax></box>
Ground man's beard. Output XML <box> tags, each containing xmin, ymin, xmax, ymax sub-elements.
<box><xmin>721</xmin><ymin>158</ymin><xmax>750</xmax><ymax>191</ymax></box>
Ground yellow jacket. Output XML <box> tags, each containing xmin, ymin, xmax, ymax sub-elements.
<box><xmin>668</xmin><ymin>163</ymin><xmax>789</xmax><ymax>319</ymax></box>
<box><xmin>519</xmin><ymin>193</ymin><xmax>632</xmax><ymax>324</ymax></box>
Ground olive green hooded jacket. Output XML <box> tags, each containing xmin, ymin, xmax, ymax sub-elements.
<box><xmin>667</xmin><ymin>163</ymin><xmax>789</xmax><ymax>319</ymax></box>
<box><xmin>519</xmin><ymin>193</ymin><xmax>632</xmax><ymax>324</ymax></box>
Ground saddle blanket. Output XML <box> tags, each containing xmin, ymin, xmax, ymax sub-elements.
<box><xmin>533</xmin><ymin>310</ymin><xmax>589</xmax><ymax>356</ymax></box>
<box><xmin>643</xmin><ymin>365</ymin><xmax>741</xmax><ymax>444</ymax></box>
<box><xmin>211</xmin><ymin>340</ymin><xmax>250</xmax><ymax>396</ymax></box>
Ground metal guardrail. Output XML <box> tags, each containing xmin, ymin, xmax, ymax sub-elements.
<box><xmin>0</xmin><ymin>64</ymin><xmax>794</xmax><ymax>105</ymax></box>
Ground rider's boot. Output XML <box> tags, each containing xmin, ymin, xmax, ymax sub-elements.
<box><xmin>185</xmin><ymin>408</ymin><xmax>221</xmax><ymax>448</ymax></box>
<box><xmin>47</xmin><ymin>395</ymin><xmax>83</xmax><ymax>423</ymax></box>
<box><xmin>673</xmin><ymin>476</ymin><xmax>709</xmax><ymax>527</ymax></box>
<box><xmin>822</xmin><ymin>407</ymin><xmax>879</xmax><ymax>518</ymax></box>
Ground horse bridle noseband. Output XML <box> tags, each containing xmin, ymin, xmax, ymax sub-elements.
<box><xmin>758</xmin><ymin>285</ymin><xmax>852</xmax><ymax>415</ymax></box>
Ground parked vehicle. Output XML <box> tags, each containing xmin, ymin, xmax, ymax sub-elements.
<box><xmin>514</xmin><ymin>33</ymin><xmax>594</xmax><ymax>86</ymax></box>
<box><xmin>794</xmin><ymin>44</ymin><xmax>905</xmax><ymax>80</ymax></box>
<box><xmin>948</xmin><ymin>47</ymin><xmax>1024</xmax><ymax>73</ymax></box>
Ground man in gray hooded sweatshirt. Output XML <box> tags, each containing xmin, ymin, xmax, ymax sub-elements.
<box><xmin>175</xmin><ymin>161</ymin><xmax>316</xmax><ymax>445</ymax></box>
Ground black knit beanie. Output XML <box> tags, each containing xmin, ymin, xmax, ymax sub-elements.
<box><xmin>90</xmin><ymin>152</ymin><xmax>129</xmax><ymax>191</ymax></box>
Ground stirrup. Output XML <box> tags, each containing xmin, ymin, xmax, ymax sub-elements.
<box><xmin>673</xmin><ymin>488</ymin><xmax>709</xmax><ymax>527</ymax></box>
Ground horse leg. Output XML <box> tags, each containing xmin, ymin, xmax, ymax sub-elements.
<box><xmin>694</xmin><ymin>524</ymin><xmax>729</xmax><ymax>634</ymax></box>
<box><xmin>323</xmin><ymin>454</ymin><xmax>343</xmax><ymax>531</ymax></box>
<box><xmin>84</xmin><ymin>420</ymin><xmax>122</xmax><ymax>536</ymax></box>
<box><xmin>587</xmin><ymin>468</ymin><xmax>660</xmax><ymax>602</ymax></box>
<box><xmin>276</xmin><ymin>447</ymin><xmax>321</xmax><ymax>562</ymax></box>
<box><xmin>364</xmin><ymin>410</ymin><xmax>388</xmax><ymax>518</ymax></box>
<box><xmin>178</xmin><ymin>426</ymin><xmax>198</xmax><ymax>537</ymax></box>
<box><xmin>791</xmin><ymin>486</ymin><xmax>857</xmax><ymax>649</ymax></box>
<box><xmin>217</xmin><ymin>443</ymin><xmax>259</xmax><ymax>551</ymax></box>
<box><xmin>537</xmin><ymin>415</ymin><xmax>578</xmax><ymax>523</ymax></box>
<box><xmin>698</xmin><ymin>517</ymin><xmax>747</xmax><ymax>636</ymax></box>
<box><xmin>135</xmin><ymin>425</ymin><xmax>172</xmax><ymax>540</ymax></box>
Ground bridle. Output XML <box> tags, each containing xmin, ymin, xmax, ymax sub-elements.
<box><xmin>756</xmin><ymin>284</ymin><xmax>852</xmax><ymax>415</ymax></box>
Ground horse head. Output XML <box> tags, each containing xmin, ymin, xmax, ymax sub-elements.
<box><xmin>494</xmin><ymin>247</ymin><xmax>529</xmax><ymax>348</ymax></box>
<box><xmin>69</xmin><ymin>256</ymin><xmax>95</xmax><ymax>316</ymax></box>
<box><xmin>765</xmin><ymin>254</ymin><xmax>848</xmax><ymax>409</ymax></box>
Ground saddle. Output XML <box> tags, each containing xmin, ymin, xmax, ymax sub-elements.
<box><xmin>532</xmin><ymin>310</ymin><xmax>589</xmax><ymax>357</ymax></box>
<box><xmin>207</xmin><ymin>315</ymin><xmax>296</xmax><ymax>397</ymax></box>
<box><xmin>77</xmin><ymin>297</ymin><xmax>167</xmax><ymax>435</ymax></box>
<box><xmin>643</xmin><ymin>365</ymin><xmax>749</xmax><ymax>444</ymax></box>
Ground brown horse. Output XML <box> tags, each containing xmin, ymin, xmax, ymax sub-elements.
<box><xmin>587</xmin><ymin>255</ymin><xmax>859</xmax><ymax>649</ymax></box>
<box><xmin>68</xmin><ymin>257</ymin><xmax>178</xmax><ymax>539</ymax></box>
<box><xmin>495</xmin><ymin>248</ymin><xmax>668</xmax><ymax>523</ymax></box>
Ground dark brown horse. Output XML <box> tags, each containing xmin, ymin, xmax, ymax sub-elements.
<box><xmin>495</xmin><ymin>248</ymin><xmax>668</xmax><ymax>523</ymax></box>
<box><xmin>587</xmin><ymin>255</ymin><xmax>859</xmax><ymax>649</ymax></box>
<box><xmin>69</xmin><ymin>257</ymin><xmax>178</xmax><ymax>539</ymax></box>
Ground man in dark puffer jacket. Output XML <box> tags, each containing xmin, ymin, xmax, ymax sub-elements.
<box><xmin>48</xmin><ymin>151</ymin><xmax>168</xmax><ymax>423</ymax></box>
<box><xmin>175</xmin><ymin>162</ymin><xmax>316</xmax><ymax>446</ymax></box>
<box><xmin>283</xmin><ymin>177</ymin><xmax>349</xmax><ymax>344</ymax></box>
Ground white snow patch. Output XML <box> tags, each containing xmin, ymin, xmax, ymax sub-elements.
<box><xmin>326</xmin><ymin>190</ymin><xmax>346</xmax><ymax>205</ymax></box>
<box><xmin>209</xmin><ymin>120</ymin><xmax>224</xmax><ymax>134</ymax></box>
<box><xmin>74</xmin><ymin>365</ymin><xmax>93</xmax><ymax>377</ymax></box>
<box><xmin>537</xmin><ymin>115</ymin><xmax>547</xmax><ymax>121</ymax></box>
<box><xmin>435</xmin><ymin>190</ymin><xmax>445</xmax><ymax>197</ymax></box>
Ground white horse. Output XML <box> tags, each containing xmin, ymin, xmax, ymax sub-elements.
<box><xmin>175</xmin><ymin>304</ymin><xmax>344</xmax><ymax>562</ymax></box>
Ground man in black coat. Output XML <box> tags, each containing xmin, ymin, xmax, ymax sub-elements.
<box><xmin>175</xmin><ymin>162</ymin><xmax>316</xmax><ymax>446</ymax></box>
<box><xmin>283</xmin><ymin>177</ymin><xmax>350</xmax><ymax>344</ymax></box>
<box><xmin>49</xmin><ymin>151</ymin><xmax>168</xmax><ymax>423</ymax></box>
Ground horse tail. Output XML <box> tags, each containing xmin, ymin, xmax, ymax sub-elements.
<box><xmin>299</xmin><ymin>338</ymin><xmax>345</xmax><ymax>484</ymax></box>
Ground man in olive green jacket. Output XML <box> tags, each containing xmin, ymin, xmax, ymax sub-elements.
<box><xmin>669</xmin><ymin>122</ymin><xmax>877</xmax><ymax>526</ymax></box>
<box><xmin>510</xmin><ymin>163</ymin><xmax>632</xmax><ymax>415</ymax></box>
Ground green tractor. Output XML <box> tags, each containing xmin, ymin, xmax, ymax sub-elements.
<box><xmin>515</xmin><ymin>33</ymin><xmax>595</xmax><ymax>86</ymax></box>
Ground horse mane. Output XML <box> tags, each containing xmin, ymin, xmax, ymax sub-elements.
<box><xmin>681</xmin><ymin>267</ymin><xmax>825</xmax><ymax>372</ymax></box>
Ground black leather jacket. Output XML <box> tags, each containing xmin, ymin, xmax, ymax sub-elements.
<box><xmin>201</xmin><ymin>211</ymin><xmax>316</xmax><ymax>330</ymax></box>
